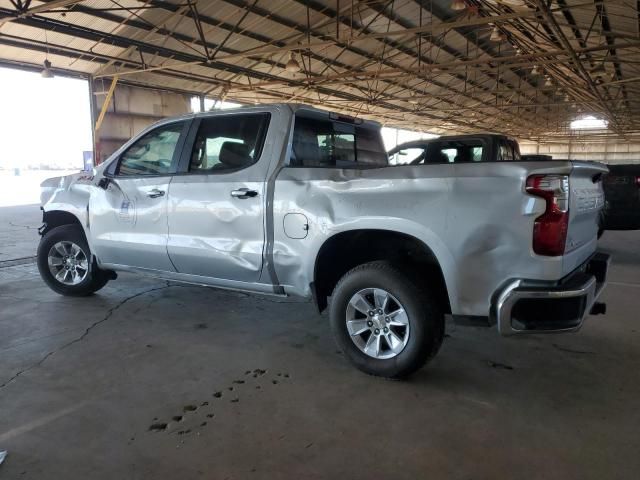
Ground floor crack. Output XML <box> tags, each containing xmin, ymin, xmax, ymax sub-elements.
<box><xmin>8</xmin><ymin>221</ymin><xmax>39</xmax><ymax>229</ymax></box>
<box><xmin>0</xmin><ymin>284</ymin><xmax>172</xmax><ymax>390</ymax></box>
<box><xmin>552</xmin><ymin>343</ymin><xmax>596</xmax><ymax>355</ymax></box>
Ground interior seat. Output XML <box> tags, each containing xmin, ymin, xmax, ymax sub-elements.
<box><xmin>219</xmin><ymin>142</ymin><xmax>252</xmax><ymax>169</ymax></box>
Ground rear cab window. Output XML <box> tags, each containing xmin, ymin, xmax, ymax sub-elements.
<box><xmin>389</xmin><ymin>147</ymin><xmax>425</xmax><ymax>165</ymax></box>
<box><xmin>426</xmin><ymin>139</ymin><xmax>485</xmax><ymax>164</ymax></box>
<box><xmin>497</xmin><ymin>139</ymin><xmax>521</xmax><ymax>162</ymax></box>
<box><xmin>390</xmin><ymin>136</ymin><xmax>523</xmax><ymax>166</ymax></box>
<box><xmin>289</xmin><ymin>113</ymin><xmax>387</xmax><ymax>168</ymax></box>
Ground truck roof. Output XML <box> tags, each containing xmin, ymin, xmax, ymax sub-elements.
<box><xmin>160</xmin><ymin>103</ymin><xmax>381</xmax><ymax>128</ymax></box>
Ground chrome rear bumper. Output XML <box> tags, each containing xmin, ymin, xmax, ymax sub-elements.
<box><xmin>494</xmin><ymin>252</ymin><xmax>610</xmax><ymax>336</ymax></box>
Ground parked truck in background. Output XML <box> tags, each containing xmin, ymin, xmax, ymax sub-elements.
<box><xmin>38</xmin><ymin>104</ymin><xmax>610</xmax><ymax>378</ymax></box>
<box><xmin>600</xmin><ymin>164</ymin><xmax>640</xmax><ymax>234</ymax></box>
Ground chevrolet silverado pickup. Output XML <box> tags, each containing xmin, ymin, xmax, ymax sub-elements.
<box><xmin>38</xmin><ymin>104</ymin><xmax>610</xmax><ymax>378</ymax></box>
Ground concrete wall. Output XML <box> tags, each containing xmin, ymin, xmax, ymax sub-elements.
<box><xmin>519</xmin><ymin>135</ymin><xmax>640</xmax><ymax>164</ymax></box>
<box><xmin>92</xmin><ymin>82</ymin><xmax>191</xmax><ymax>164</ymax></box>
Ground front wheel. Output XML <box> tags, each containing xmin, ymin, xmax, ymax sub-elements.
<box><xmin>37</xmin><ymin>224</ymin><xmax>110</xmax><ymax>296</ymax></box>
<box><xmin>329</xmin><ymin>261</ymin><xmax>444</xmax><ymax>379</ymax></box>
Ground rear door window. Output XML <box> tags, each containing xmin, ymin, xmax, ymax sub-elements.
<box><xmin>188</xmin><ymin>113</ymin><xmax>270</xmax><ymax>173</ymax></box>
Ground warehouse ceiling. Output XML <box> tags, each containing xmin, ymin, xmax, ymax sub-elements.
<box><xmin>1</xmin><ymin>0</ymin><xmax>639</xmax><ymax>139</ymax></box>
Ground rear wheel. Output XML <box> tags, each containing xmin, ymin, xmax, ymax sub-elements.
<box><xmin>37</xmin><ymin>224</ymin><xmax>110</xmax><ymax>296</ymax></box>
<box><xmin>329</xmin><ymin>261</ymin><xmax>444</xmax><ymax>378</ymax></box>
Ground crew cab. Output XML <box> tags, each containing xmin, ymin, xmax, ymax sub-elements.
<box><xmin>38</xmin><ymin>104</ymin><xmax>610</xmax><ymax>378</ymax></box>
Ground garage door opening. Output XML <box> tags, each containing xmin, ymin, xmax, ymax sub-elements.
<box><xmin>0</xmin><ymin>67</ymin><xmax>92</xmax><ymax>207</ymax></box>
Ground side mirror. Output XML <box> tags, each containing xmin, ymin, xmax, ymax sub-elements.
<box><xmin>97</xmin><ymin>177</ymin><xmax>111</xmax><ymax>190</ymax></box>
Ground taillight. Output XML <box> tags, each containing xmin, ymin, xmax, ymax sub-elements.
<box><xmin>526</xmin><ymin>174</ymin><xmax>570</xmax><ymax>256</ymax></box>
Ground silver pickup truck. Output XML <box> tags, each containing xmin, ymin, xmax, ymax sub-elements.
<box><xmin>39</xmin><ymin>103</ymin><xmax>610</xmax><ymax>378</ymax></box>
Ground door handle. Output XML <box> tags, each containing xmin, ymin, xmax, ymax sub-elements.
<box><xmin>147</xmin><ymin>188</ymin><xmax>165</xmax><ymax>198</ymax></box>
<box><xmin>230</xmin><ymin>188</ymin><xmax>258</xmax><ymax>199</ymax></box>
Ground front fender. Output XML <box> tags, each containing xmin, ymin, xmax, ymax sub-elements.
<box><xmin>41</xmin><ymin>172</ymin><xmax>96</xmax><ymax>244</ymax></box>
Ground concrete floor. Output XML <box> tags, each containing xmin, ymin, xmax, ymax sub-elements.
<box><xmin>0</xmin><ymin>204</ymin><xmax>41</xmax><ymax>263</ymax></box>
<box><xmin>0</xmin><ymin>219</ymin><xmax>638</xmax><ymax>479</ymax></box>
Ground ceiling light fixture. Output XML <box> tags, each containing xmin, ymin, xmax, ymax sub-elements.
<box><xmin>489</xmin><ymin>26</ymin><xmax>505</xmax><ymax>42</ymax></box>
<box><xmin>285</xmin><ymin>52</ymin><xmax>301</xmax><ymax>73</ymax></box>
<box><xmin>42</xmin><ymin>22</ymin><xmax>54</xmax><ymax>79</ymax></box>
<box><xmin>41</xmin><ymin>59</ymin><xmax>54</xmax><ymax>78</ymax></box>
<box><xmin>544</xmin><ymin>77</ymin><xmax>552</xmax><ymax>87</ymax></box>
<box><xmin>531</xmin><ymin>65</ymin><xmax>540</xmax><ymax>75</ymax></box>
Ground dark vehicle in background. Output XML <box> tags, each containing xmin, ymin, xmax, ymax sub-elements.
<box><xmin>522</xmin><ymin>154</ymin><xmax>553</xmax><ymax>161</ymax></box>
<box><xmin>601</xmin><ymin>164</ymin><xmax>640</xmax><ymax>232</ymax></box>
<box><xmin>387</xmin><ymin>134</ymin><xmax>521</xmax><ymax>165</ymax></box>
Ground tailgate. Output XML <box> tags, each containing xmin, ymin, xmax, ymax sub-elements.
<box><xmin>563</xmin><ymin>161</ymin><xmax>607</xmax><ymax>270</ymax></box>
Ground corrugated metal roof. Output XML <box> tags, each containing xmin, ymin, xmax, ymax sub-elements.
<box><xmin>0</xmin><ymin>0</ymin><xmax>639</xmax><ymax>138</ymax></box>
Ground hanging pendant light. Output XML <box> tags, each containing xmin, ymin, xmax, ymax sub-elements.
<box><xmin>490</xmin><ymin>26</ymin><xmax>505</xmax><ymax>42</ymax></box>
<box><xmin>451</xmin><ymin>0</ymin><xmax>466</xmax><ymax>11</ymax></box>
<box><xmin>285</xmin><ymin>52</ymin><xmax>301</xmax><ymax>73</ymax></box>
<box><xmin>544</xmin><ymin>76</ymin><xmax>553</xmax><ymax>87</ymax></box>
<box><xmin>41</xmin><ymin>59</ymin><xmax>54</xmax><ymax>78</ymax></box>
<box><xmin>531</xmin><ymin>65</ymin><xmax>540</xmax><ymax>76</ymax></box>
<box><xmin>42</xmin><ymin>24</ymin><xmax>54</xmax><ymax>79</ymax></box>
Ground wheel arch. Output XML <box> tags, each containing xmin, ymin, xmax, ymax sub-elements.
<box><xmin>312</xmin><ymin>229</ymin><xmax>452</xmax><ymax>314</ymax></box>
<box><xmin>41</xmin><ymin>210</ymin><xmax>84</xmax><ymax>237</ymax></box>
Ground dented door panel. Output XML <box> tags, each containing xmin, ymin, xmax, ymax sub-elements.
<box><xmin>166</xmin><ymin>105</ymin><xmax>289</xmax><ymax>283</ymax></box>
<box><xmin>166</xmin><ymin>176</ymin><xmax>265</xmax><ymax>281</ymax></box>
<box><xmin>89</xmin><ymin>176</ymin><xmax>175</xmax><ymax>272</ymax></box>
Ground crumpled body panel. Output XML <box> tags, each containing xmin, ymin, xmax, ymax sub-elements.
<box><xmin>272</xmin><ymin>160</ymin><xmax>599</xmax><ymax>316</ymax></box>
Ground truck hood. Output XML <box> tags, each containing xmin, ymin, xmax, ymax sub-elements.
<box><xmin>40</xmin><ymin>171</ymin><xmax>94</xmax><ymax>206</ymax></box>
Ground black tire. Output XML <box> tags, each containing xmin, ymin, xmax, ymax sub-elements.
<box><xmin>37</xmin><ymin>224</ymin><xmax>110</xmax><ymax>296</ymax></box>
<box><xmin>329</xmin><ymin>261</ymin><xmax>444</xmax><ymax>379</ymax></box>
